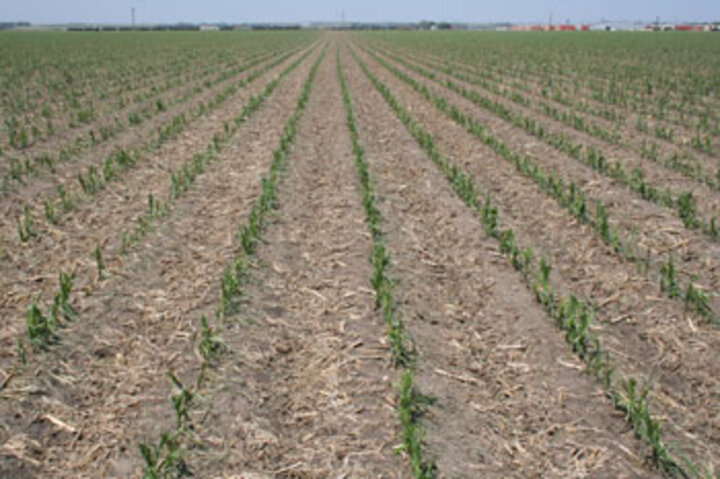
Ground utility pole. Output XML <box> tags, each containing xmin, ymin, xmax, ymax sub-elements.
<box><xmin>131</xmin><ymin>7</ymin><xmax>136</xmax><ymax>27</ymax></box>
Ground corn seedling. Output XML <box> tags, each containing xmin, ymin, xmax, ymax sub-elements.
<box><xmin>684</xmin><ymin>282</ymin><xmax>713</xmax><ymax>321</ymax></box>
<box><xmin>57</xmin><ymin>185</ymin><xmax>73</xmax><ymax>211</ymax></box>
<box><xmin>397</xmin><ymin>371</ymin><xmax>437</xmax><ymax>479</ymax></box>
<box><xmin>198</xmin><ymin>315</ymin><xmax>224</xmax><ymax>364</ymax></box>
<box><xmin>659</xmin><ymin>257</ymin><xmax>680</xmax><ymax>299</ymax></box>
<box><xmin>17</xmin><ymin>205</ymin><xmax>36</xmax><ymax>241</ymax></box>
<box><xmin>677</xmin><ymin>192</ymin><xmax>698</xmax><ymax>228</ymax></box>
<box><xmin>219</xmin><ymin>265</ymin><xmax>239</xmax><ymax>317</ymax></box>
<box><xmin>56</xmin><ymin>272</ymin><xmax>77</xmax><ymax>322</ymax></box>
<box><xmin>168</xmin><ymin>372</ymin><xmax>193</xmax><ymax>431</ymax></box>
<box><xmin>139</xmin><ymin>431</ymin><xmax>191</xmax><ymax>479</ymax></box>
<box><xmin>43</xmin><ymin>199</ymin><xmax>57</xmax><ymax>224</ymax></box>
<box><xmin>26</xmin><ymin>298</ymin><xmax>52</xmax><ymax>347</ymax></box>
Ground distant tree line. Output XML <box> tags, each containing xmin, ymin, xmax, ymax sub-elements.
<box><xmin>0</xmin><ymin>22</ymin><xmax>30</xmax><ymax>30</ymax></box>
<box><xmin>66</xmin><ymin>24</ymin><xmax>302</xmax><ymax>32</ymax></box>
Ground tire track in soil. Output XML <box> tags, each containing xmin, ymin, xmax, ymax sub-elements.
<box><xmin>0</xmin><ymin>46</ymin><xmax>318</xmax><ymax>371</ymax></box>
<box><xmin>192</xmin><ymin>48</ymin><xmax>404</xmax><ymax>478</ymax></box>
<box><xmin>349</xmin><ymin>44</ymin><xmax>720</xmax><ymax>470</ymax></box>
<box><xmin>363</xmin><ymin>45</ymin><xmax>720</xmax><ymax>306</ymax></box>
<box><xmin>341</xmin><ymin>46</ymin><xmax>655</xmax><ymax>479</ymax></box>
<box><xmin>0</xmin><ymin>45</ymin><xmax>325</xmax><ymax>479</ymax></box>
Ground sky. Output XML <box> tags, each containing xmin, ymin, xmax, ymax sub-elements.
<box><xmin>2</xmin><ymin>0</ymin><xmax>719</xmax><ymax>25</ymax></box>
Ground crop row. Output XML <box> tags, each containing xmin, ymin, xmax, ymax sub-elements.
<box><xmin>0</xmin><ymin>44</ymin><xmax>306</xmax><ymax>190</ymax></box>
<box><xmin>355</xmin><ymin>45</ymin><xmax>717</xmax><ymax>324</ymax></box>
<box><xmin>12</xmin><ymin>45</ymin><xmax>313</xmax><ymax>244</ymax></box>
<box><xmin>362</xmin><ymin>45</ymin><xmax>720</xmax><ymax>246</ymax></box>
<box><xmin>15</xmin><ymin>44</ymin><xmax>319</xmax><ymax>364</ymax></box>
<box><xmin>337</xmin><ymin>48</ymin><xmax>435</xmax><ymax>478</ymax></box>
<box><xmin>350</xmin><ymin>44</ymin><xmax>708</xmax><ymax>478</ymax></box>
<box><xmin>1</xmin><ymin>46</ymin><xmax>277</xmax><ymax>182</ymax></box>
<box><xmin>363</xmin><ymin>32</ymin><xmax>720</xmax><ymax>147</ymax></box>
<box><xmin>0</xmin><ymin>32</ymin><xmax>317</xmax><ymax>154</ymax></box>
<box><xmin>379</xmin><ymin>42</ymin><xmax>719</xmax><ymax>188</ymax></box>
<box><xmin>138</xmin><ymin>44</ymin><xmax>326</xmax><ymax>478</ymax></box>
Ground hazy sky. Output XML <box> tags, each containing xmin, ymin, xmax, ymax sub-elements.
<box><xmin>2</xmin><ymin>0</ymin><xmax>718</xmax><ymax>24</ymax></box>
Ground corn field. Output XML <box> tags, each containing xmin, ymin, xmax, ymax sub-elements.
<box><xmin>1</xmin><ymin>29</ymin><xmax>719</xmax><ymax>479</ymax></box>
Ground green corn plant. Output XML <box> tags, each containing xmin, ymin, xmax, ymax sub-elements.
<box><xmin>168</xmin><ymin>372</ymin><xmax>193</xmax><ymax>431</ymax></box>
<box><xmin>17</xmin><ymin>205</ymin><xmax>36</xmax><ymax>241</ymax></box>
<box><xmin>498</xmin><ymin>229</ymin><xmax>516</xmax><ymax>257</ymax></box>
<box><xmin>198</xmin><ymin>315</ymin><xmax>224</xmax><ymax>363</ymax></box>
<box><xmin>139</xmin><ymin>431</ymin><xmax>190</xmax><ymax>479</ymax></box>
<box><xmin>26</xmin><ymin>299</ymin><xmax>52</xmax><ymax>347</ymax></box>
<box><xmin>371</xmin><ymin>243</ymin><xmax>390</xmax><ymax>307</ymax></box>
<box><xmin>481</xmin><ymin>196</ymin><xmax>499</xmax><ymax>235</ymax></box>
<box><xmin>595</xmin><ymin>202</ymin><xmax>611</xmax><ymax>243</ymax></box>
<box><xmin>677</xmin><ymin>192</ymin><xmax>698</xmax><ymax>228</ymax></box>
<box><xmin>397</xmin><ymin>370</ymin><xmax>437</xmax><ymax>479</ymax></box>
<box><xmin>520</xmin><ymin>247</ymin><xmax>533</xmax><ymax>279</ymax></box>
<box><xmin>102</xmin><ymin>157</ymin><xmax>115</xmax><ymax>182</ymax></box>
<box><xmin>659</xmin><ymin>257</ymin><xmax>680</xmax><ymax>299</ymax></box>
<box><xmin>219</xmin><ymin>266</ymin><xmax>238</xmax><ymax>316</ymax></box>
<box><xmin>57</xmin><ymin>185</ymin><xmax>73</xmax><ymax>211</ymax></box>
<box><xmin>684</xmin><ymin>282</ymin><xmax>712</xmax><ymax>320</ymax></box>
<box><xmin>565</xmin><ymin>301</ymin><xmax>592</xmax><ymax>359</ymax></box>
<box><xmin>170</xmin><ymin>171</ymin><xmax>182</xmax><ymax>199</ymax></box>
<box><xmin>53</xmin><ymin>272</ymin><xmax>77</xmax><ymax>322</ymax></box>
<box><xmin>44</xmin><ymin>199</ymin><xmax>57</xmax><ymax>224</ymax></box>
<box><xmin>621</xmin><ymin>377</ymin><xmax>648</xmax><ymax>432</ymax></box>
<box><xmin>114</xmin><ymin>149</ymin><xmax>135</xmax><ymax>168</ymax></box>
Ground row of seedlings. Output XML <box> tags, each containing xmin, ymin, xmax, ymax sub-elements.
<box><xmin>136</xmin><ymin>45</ymin><xmax>327</xmax><ymax>479</ymax></box>
<box><xmin>337</xmin><ymin>49</ymin><xmax>435</xmax><ymax>478</ymax></box>
<box><xmin>407</xmin><ymin>45</ymin><xmax>718</xmax><ymax>182</ymax></box>
<box><xmin>363</xmin><ymin>45</ymin><xmax>720</xmax><ymax>242</ymax></box>
<box><xmin>14</xmin><ymin>45</ymin><xmax>320</xmax><ymax>371</ymax></box>
<box><xmin>381</xmin><ymin>44</ymin><xmax>719</xmax><ymax>188</ymax></box>
<box><xmin>383</xmin><ymin>41</ymin><xmax>717</xmax><ymax>161</ymax></box>
<box><xmin>1</xmin><ymin>46</ymin><xmax>290</xmax><ymax>190</ymax></box>
<box><xmin>351</xmin><ymin>47</ymin><xmax>705</xmax><ymax>478</ymax></box>
<box><xmin>353</xmin><ymin>46</ymin><xmax>717</xmax><ymax>324</ymax></box>
<box><xmin>0</xmin><ymin>33</ymin><xmax>297</xmax><ymax>157</ymax></box>
<box><xmin>14</xmin><ymin>45</ymin><xmax>315</xmax><ymax>243</ymax></box>
<box><xmin>119</xmin><ymin>44</ymin><xmax>318</xmax><ymax>252</ymax></box>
